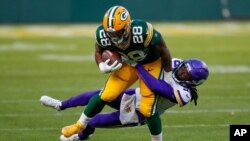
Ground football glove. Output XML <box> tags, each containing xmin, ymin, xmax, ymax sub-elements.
<box><xmin>98</xmin><ymin>59</ymin><xmax>122</xmax><ymax>73</ymax></box>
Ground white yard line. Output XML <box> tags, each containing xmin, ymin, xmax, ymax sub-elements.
<box><xmin>0</xmin><ymin>109</ymin><xmax>249</xmax><ymax>117</ymax></box>
<box><xmin>38</xmin><ymin>54</ymin><xmax>250</xmax><ymax>73</ymax></box>
<box><xmin>166</xmin><ymin>109</ymin><xmax>250</xmax><ymax>114</ymax></box>
<box><xmin>1</xmin><ymin>95</ymin><xmax>249</xmax><ymax>104</ymax></box>
<box><xmin>0</xmin><ymin>24</ymin><xmax>97</xmax><ymax>38</ymax></box>
<box><xmin>163</xmin><ymin>124</ymin><xmax>228</xmax><ymax>128</ymax></box>
<box><xmin>209</xmin><ymin>65</ymin><xmax>250</xmax><ymax>73</ymax></box>
<box><xmin>39</xmin><ymin>54</ymin><xmax>94</xmax><ymax>62</ymax></box>
<box><xmin>0</xmin><ymin>22</ymin><xmax>250</xmax><ymax>38</ymax></box>
<box><xmin>0</xmin><ymin>124</ymin><xmax>229</xmax><ymax>131</ymax></box>
<box><xmin>0</xmin><ymin>127</ymin><xmax>60</xmax><ymax>131</ymax></box>
<box><xmin>0</xmin><ymin>42</ymin><xmax>77</xmax><ymax>51</ymax></box>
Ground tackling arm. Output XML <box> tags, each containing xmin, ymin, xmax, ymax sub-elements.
<box><xmin>136</xmin><ymin>64</ymin><xmax>176</xmax><ymax>103</ymax></box>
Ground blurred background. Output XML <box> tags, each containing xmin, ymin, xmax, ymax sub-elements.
<box><xmin>0</xmin><ymin>0</ymin><xmax>250</xmax><ymax>141</ymax></box>
<box><xmin>1</xmin><ymin>0</ymin><xmax>250</xmax><ymax>23</ymax></box>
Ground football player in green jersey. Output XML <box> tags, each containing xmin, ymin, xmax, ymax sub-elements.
<box><xmin>62</xmin><ymin>5</ymin><xmax>172</xmax><ymax>140</ymax></box>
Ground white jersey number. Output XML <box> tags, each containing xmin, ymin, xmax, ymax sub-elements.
<box><xmin>127</xmin><ymin>50</ymin><xmax>146</xmax><ymax>62</ymax></box>
<box><xmin>99</xmin><ymin>30</ymin><xmax>111</xmax><ymax>46</ymax></box>
<box><xmin>132</xmin><ymin>26</ymin><xmax>143</xmax><ymax>44</ymax></box>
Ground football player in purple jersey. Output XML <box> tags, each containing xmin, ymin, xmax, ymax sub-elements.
<box><xmin>41</xmin><ymin>58</ymin><xmax>209</xmax><ymax>141</ymax></box>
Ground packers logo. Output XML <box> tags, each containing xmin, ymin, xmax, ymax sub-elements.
<box><xmin>120</xmin><ymin>11</ymin><xmax>128</xmax><ymax>21</ymax></box>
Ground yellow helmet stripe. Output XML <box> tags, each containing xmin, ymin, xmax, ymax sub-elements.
<box><xmin>108</xmin><ymin>6</ymin><xmax>119</xmax><ymax>29</ymax></box>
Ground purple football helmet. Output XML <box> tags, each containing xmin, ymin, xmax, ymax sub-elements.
<box><xmin>173</xmin><ymin>58</ymin><xmax>209</xmax><ymax>87</ymax></box>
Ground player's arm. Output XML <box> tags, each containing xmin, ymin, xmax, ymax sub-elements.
<box><xmin>94</xmin><ymin>43</ymin><xmax>105</xmax><ymax>65</ymax></box>
<box><xmin>145</xmin><ymin>23</ymin><xmax>171</xmax><ymax>72</ymax></box>
<box><xmin>136</xmin><ymin>64</ymin><xmax>177</xmax><ymax>103</ymax></box>
<box><xmin>147</xmin><ymin>26</ymin><xmax>172</xmax><ymax>72</ymax></box>
<box><xmin>154</xmin><ymin>36</ymin><xmax>172</xmax><ymax>72</ymax></box>
<box><xmin>136</xmin><ymin>63</ymin><xmax>192</xmax><ymax>106</ymax></box>
<box><xmin>95</xmin><ymin>25</ymin><xmax>107</xmax><ymax>66</ymax></box>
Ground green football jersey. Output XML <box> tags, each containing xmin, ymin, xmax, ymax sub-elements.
<box><xmin>95</xmin><ymin>19</ymin><xmax>163</xmax><ymax>64</ymax></box>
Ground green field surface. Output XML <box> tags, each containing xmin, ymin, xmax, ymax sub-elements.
<box><xmin>0</xmin><ymin>21</ymin><xmax>250</xmax><ymax>141</ymax></box>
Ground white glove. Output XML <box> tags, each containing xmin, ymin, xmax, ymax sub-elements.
<box><xmin>98</xmin><ymin>59</ymin><xmax>122</xmax><ymax>73</ymax></box>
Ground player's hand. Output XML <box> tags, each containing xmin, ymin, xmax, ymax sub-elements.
<box><xmin>99</xmin><ymin>59</ymin><xmax>122</xmax><ymax>73</ymax></box>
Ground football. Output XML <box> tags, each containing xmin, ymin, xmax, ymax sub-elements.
<box><xmin>102</xmin><ymin>50</ymin><xmax>122</xmax><ymax>65</ymax></box>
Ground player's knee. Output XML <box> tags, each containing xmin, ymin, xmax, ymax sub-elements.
<box><xmin>100</xmin><ymin>90</ymin><xmax>119</xmax><ymax>102</ymax></box>
<box><xmin>139</xmin><ymin>107</ymin><xmax>151</xmax><ymax>117</ymax></box>
<box><xmin>141</xmin><ymin>111</ymin><xmax>151</xmax><ymax>117</ymax></box>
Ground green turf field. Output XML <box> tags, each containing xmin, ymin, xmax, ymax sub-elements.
<box><xmin>0</xmin><ymin>21</ymin><xmax>249</xmax><ymax>141</ymax></box>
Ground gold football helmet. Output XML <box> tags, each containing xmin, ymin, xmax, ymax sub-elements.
<box><xmin>103</xmin><ymin>6</ymin><xmax>131</xmax><ymax>48</ymax></box>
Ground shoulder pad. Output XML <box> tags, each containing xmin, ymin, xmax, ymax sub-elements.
<box><xmin>95</xmin><ymin>25</ymin><xmax>104</xmax><ymax>39</ymax></box>
<box><xmin>131</xmin><ymin>19</ymin><xmax>154</xmax><ymax>47</ymax></box>
<box><xmin>149</xmin><ymin>28</ymin><xmax>162</xmax><ymax>47</ymax></box>
<box><xmin>95</xmin><ymin>25</ymin><xmax>112</xmax><ymax>47</ymax></box>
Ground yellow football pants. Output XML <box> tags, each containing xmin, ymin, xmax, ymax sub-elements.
<box><xmin>100</xmin><ymin>59</ymin><xmax>162</xmax><ymax>117</ymax></box>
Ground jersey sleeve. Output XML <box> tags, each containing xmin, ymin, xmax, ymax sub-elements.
<box><xmin>95</xmin><ymin>25</ymin><xmax>103</xmax><ymax>46</ymax></box>
<box><xmin>149</xmin><ymin>28</ymin><xmax>162</xmax><ymax>47</ymax></box>
<box><xmin>142</xmin><ymin>22</ymin><xmax>162</xmax><ymax>47</ymax></box>
<box><xmin>131</xmin><ymin>20</ymin><xmax>156</xmax><ymax>48</ymax></box>
<box><xmin>143</xmin><ymin>22</ymin><xmax>154</xmax><ymax>47</ymax></box>
<box><xmin>95</xmin><ymin>25</ymin><xmax>112</xmax><ymax>48</ymax></box>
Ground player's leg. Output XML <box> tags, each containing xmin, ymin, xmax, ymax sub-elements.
<box><xmin>60</xmin><ymin>125</ymin><xmax>95</xmax><ymax>141</ymax></box>
<box><xmin>146</xmin><ymin>113</ymin><xmax>162</xmax><ymax>141</ymax></box>
<box><xmin>62</xmin><ymin>64</ymin><xmax>138</xmax><ymax>137</ymax></box>
<box><xmin>138</xmin><ymin>59</ymin><xmax>163</xmax><ymax>140</ymax></box>
<box><xmin>40</xmin><ymin>95</ymin><xmax>61</xmax><ymax>110</ymax></box>
<box><xmin>61</xmin><ymin>111</ymin><xmax>146</xmax><ymax>141</ymax></box>
<box><xmin>138</xmin><ymin>58</ymin><xmax>162</xmax><ymax>117</ymax></box>
<box><xmin>83</xmin><ymin>64</ymin><xmax>137</xmax><ymax>117</ymax></box>
<box><xmin>40</xmin><ymin>90</ymin><xmax>101</xmax><ymax>110</ymax></box>
<box><xmin>60</xmin><ymin>90</ymin><xmax>101</xmax><ymax>110</ymax></box>
<box><xmin>61</xmin><ymin>112</ymin><xmax>122</xmax><ymax>141</ymax></box>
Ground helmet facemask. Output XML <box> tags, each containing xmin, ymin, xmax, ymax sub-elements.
<box><xmin>172</xmin><ymin>59</ymin><xmax>209</xmax><ymax>87</ymax></box>
<box><xmin>106</xmin><ymin>24</ymin><xmax>131</xmax><ymax>49</ymax></box>
<box><xmin>103</xmin><ymin>6</ymin><xmax>131</xmax><ymax>50</ymax></box>
<box><xmin>172</xmin><ymin>62</ymin><xmax>191</xmax><ymax>87</ymax></box>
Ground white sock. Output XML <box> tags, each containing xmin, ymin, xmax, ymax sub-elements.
<box><xmin>151</xmin><ymin>132</ymin><xmax>162</xmax><ymax>141</ymax></box>
<box><xmin>78</xmin><ymin>113</ymin><xmax>91</xmax><ymax>128</ymax></box>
